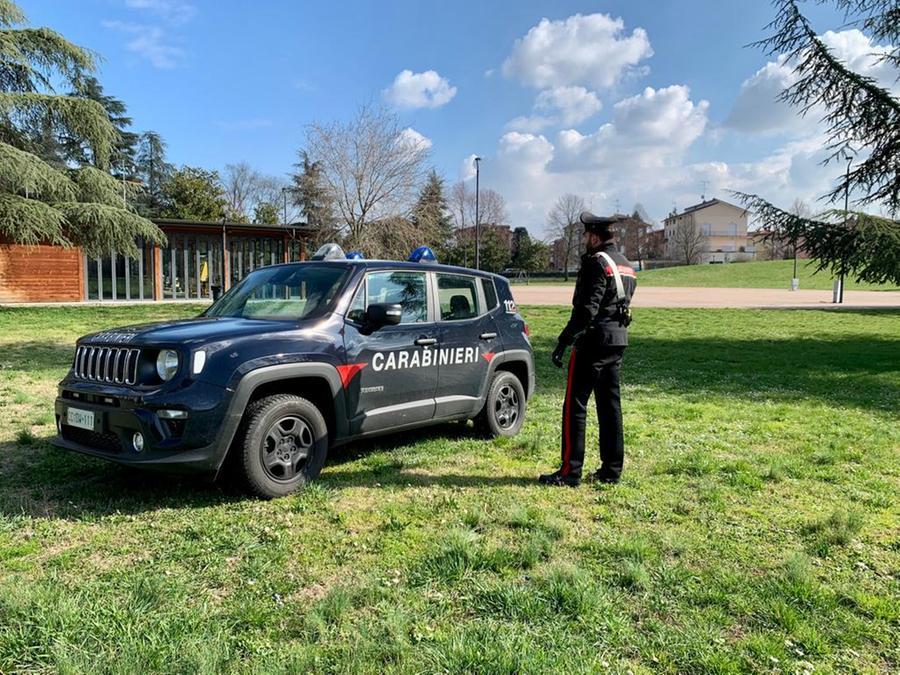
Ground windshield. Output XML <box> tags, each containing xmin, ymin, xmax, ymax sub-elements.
<box><xmin>205</xmin><ymin>264</ymin><xmax>350</xmax><ymax>320</ymax></box>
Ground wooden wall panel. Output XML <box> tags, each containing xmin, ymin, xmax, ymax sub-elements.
<box><xmin>0</xmin><ymin>243</ymin><xmax>83</xmax><ymax>303</ymax></box>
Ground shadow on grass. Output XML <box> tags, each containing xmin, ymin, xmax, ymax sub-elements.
<box><xmin>0</xmin><ymin>438</ymin><xmax>242</xmax><ymax>520</ymax></box>
<box><xmin>0</xmin><ymin>422</ymin><xmax>509</xmax><ymax>517</ymax></box>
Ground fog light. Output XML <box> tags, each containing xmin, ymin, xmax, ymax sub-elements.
<box><xmin>132</xmin><ymin>432</ymin><xmax>145</xmax><ymax>453</ymax></box>
<box><xmin>158</xmin><ymin>409</ymin><xmax>188</xmax><ymax>419</ymax></box>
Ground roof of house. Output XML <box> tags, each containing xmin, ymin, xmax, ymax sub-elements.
<box><xmin>152</xmin><ymin>218</ymin><xmax>316</xmax><ymax>235</ymax></box>
<box><xmin>664</xmin><ymin>198</ymin><xmax>748</xmax><ymax>221</ymax></box>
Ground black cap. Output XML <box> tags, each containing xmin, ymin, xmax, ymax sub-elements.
<box><xmin>579</xmin><ymin>211</ymin><xmax>617</xmax><ymax>236</ymax></box>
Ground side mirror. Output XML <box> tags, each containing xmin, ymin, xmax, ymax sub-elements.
<box><xmin>364</xmin><ymin>303</ymin><xmax>402</xmax><ymax>330</ymax></box>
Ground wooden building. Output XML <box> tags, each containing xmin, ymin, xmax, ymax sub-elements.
<box><xmin>0</xmin><ymin>218</ymin><xmax>314</xmax><ymax>303</ymax></box>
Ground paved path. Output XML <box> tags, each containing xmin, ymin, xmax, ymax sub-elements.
<box><xmin>510</xmin><ymin>285</ymin><xmax>900</xmax><ymax>309</ymax></box>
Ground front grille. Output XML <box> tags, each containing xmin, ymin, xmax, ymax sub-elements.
<box><xmin>61</xmin><ymin>426</ymin><xmax>123</xmax><ymax>454</ymax></box>
<box><xmin>73</xmin><ymin>346</ymin><xmax>140</xmax><ymax>385</ymax></box>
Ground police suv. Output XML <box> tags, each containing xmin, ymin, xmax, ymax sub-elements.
<box><xmin>53</xmin><ymin>245</ymin><xmax>534</xmax><ymax>498</ymax></box>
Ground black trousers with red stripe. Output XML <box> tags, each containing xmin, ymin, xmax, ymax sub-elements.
<box><xmin>560</xmin><ymin>344</ymin><xmax>626</xmax><ymax>480</ymax></box>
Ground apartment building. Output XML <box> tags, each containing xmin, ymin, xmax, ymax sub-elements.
<box><xmin>663</xmin><ymin>198</ymin><xmax>755</xmax><ymax>263</ymax></box>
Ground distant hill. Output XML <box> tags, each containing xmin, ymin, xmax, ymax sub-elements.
<box><xmin>638</xmin><ymin>260</ymin><xmax>900</xmax><ymax>291</ymax></box>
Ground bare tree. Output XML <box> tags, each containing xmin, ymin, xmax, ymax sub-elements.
<box><xmin>304</xmin><ymin>105</ymin><xmax>430</xmax><ymax>251</ymax></box>
<box><xmin>670</xmin><ymin>216</ymin><xmax>706</xmax><ymax>265</ymax></box>
<box><xmin>223</xmin><ymin>162</ymin><xmax>288</xmax><ymax>223</ymax></box>
<box><xmin>449</xmin><ymin>181</ymin><xmax>509</xmax><ymax>228</ymax></box>
<box><xmin>449</xmin><ymin>181</ymin><xmax>470</xmax><ymax>230</ymax></box>
<box><xmin>548</xmin><ymin>193</ymin><xmax>585</xmax><ymax>281</ymax></box>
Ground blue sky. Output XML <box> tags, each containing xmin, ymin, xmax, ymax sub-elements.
<box><xmin>18</xmin><ymin>1</ymin><xmax>897</xmax><ymax>235</ymax></box>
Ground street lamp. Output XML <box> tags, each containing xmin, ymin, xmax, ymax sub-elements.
<box><xmin>835</xmin><ymin>146</ymin><xmax>856</xmax><ymax>304</ymax></box>
<box><xmin>474</xmin><ymin>156</ymin><xmax>481</xmax><ymax>270</ymax></box>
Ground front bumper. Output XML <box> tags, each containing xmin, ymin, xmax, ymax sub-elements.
<box><xmin>53</xmin><ymin>378</ymin><xmax>233</xmax><ymax>474</ymax></box>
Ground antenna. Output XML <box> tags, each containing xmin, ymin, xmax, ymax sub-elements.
<box><xmin>701</xmin><ymin>180</ymin><xmax>709</xmax><ymax>201</ymax></box>
<box><xmin>614</xmin><ymin>198</ymin><xmax>621</xmax><ymax>214</ymax></box>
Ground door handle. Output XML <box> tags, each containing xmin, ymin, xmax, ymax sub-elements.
<box><xmin>415</xmin><ymin>337</ymin><xmax>437</xmax><ymax>346</ymax></box>
<box><xmin>479</xmin><ymin>332</ymin><xmax>497</xmax><ymax>340</ymax></box>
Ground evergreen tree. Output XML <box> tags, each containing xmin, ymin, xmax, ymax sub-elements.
<box><xmin>412</xmin><ymin>169</ymin><xmax>452</xmax><ymax>249</ymax></box>
<box><xmin>291</xmin><ymin>150</ymin><xmax>337</xmax><ymax>244</ymax></box>
<box><xmin>135</xmin><ymin>130</ymin><xmax>174</xmax><ymax>217</ymax></box>
<box><xmin>480</xmin><ymin>227</ymin><xmax>511</xmax><ymax>273</ymax></box>
<box><xmin>161</xmin><ymin>166</ymin><xmax>226</xmax><ymax>221</ymax></box>
<box><xmin>0</xmin><ymin>0</ymin><xmax>164</xmax><ymax>256</ymax></box>
<box><xmin>510</xmin><ymin>227</ymin><xmax>547</xmax><ymax>273</ymax></box>
<box><xmin>737</xmin><ymin>0</ymin><xmax>900</xmax><ymax>285</ymax></box>
<box><xmin>253</xmin><ymin>201</ymin><xmax>279</xmax><ymax>225</ymax></box>
<box><xmin>63</xmin><ymin>77</ymin><xmax>139</xmax><ymax>174</ymax></box>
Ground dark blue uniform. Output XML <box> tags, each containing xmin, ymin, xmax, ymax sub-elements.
<box><xmin>546</xmin><ymin>239</ymin><xmax>637</xmax><ymax>485</ymax></box>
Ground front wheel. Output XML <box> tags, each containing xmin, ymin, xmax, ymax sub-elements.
<box><xmin>240</xmin><ymin>394</ymin><xmax>328</xmax><ymax>498</ymax></box>
<box><xmin>475</xmin><ymin>371</ymin><xmax>526</xmax><ymax>438</ymax></box>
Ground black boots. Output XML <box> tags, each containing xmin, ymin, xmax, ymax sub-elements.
<box><xmin>538</xmin><ymin>470</ymin><xmax>581</xmax><ymax>487</ymax></box>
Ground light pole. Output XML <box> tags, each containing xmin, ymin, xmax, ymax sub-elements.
<box><xmin>835</xmin><ymin>147</ymin><xmax>855</xmax><ymax>304</ymax></box>
<box><xmin>474</xmin><ymin>156</ymin><xmax>481</xmax><ymax>270</ymax></box>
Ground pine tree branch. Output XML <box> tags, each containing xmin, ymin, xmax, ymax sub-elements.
<box><xmin>0</xmin><ymin>192</ymin><xmax>68</xmax><ymax>246</ymax></box>
<box><xmin>754</xmin><ymin>0</ymin><xmax>900</xmax><ymax>211</ymax></box>
<box><xmin>733</xmin><ymin>190</ymin><xmax>900</xmax><ymax>284</ymax></box>
<box><xmin>70</xmin><ymin>166</ymin><xmax>139</xmax><ymax>208</ymax></box>
<box><xmin>0</xmin><ymin>141</ymin><xmax>75</xmax><ymax>200</ymax></box>
<box><xmin>57</xmin><ymin>201</ymin><xmax>166</xmax><ymax>258</ymax></box>
<box><xmin>0</xmin><ymin>92</ymin><xmax>115</xmax><ymax>167</ymax></box>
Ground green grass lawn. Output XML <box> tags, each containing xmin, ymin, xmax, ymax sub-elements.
<box><xmin>0</xmin><ymin>304</ymin><xmax>898</xmax><ymax>673</ymax></box>
<box><xmin>514</xmin><ymin>260</ymin><xmax>900</xmax><ymax>291</ymax></box>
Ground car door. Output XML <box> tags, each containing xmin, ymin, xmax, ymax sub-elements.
<box><xmin>342</xmin><ymin>269</ymin><xmax>439</xmax><ymax>434</ymax></box>
<box><xmin>432</xmin><ymin>272</ymin><xmax>501</xmax><ymax>419</ymax></box>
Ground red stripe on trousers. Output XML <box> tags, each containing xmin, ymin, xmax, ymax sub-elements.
<box><xmin>561</xmin><ymin>347</ymin><xmax>577</xmax><ymax>476</ymax></box>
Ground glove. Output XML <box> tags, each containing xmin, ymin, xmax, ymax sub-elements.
<box><xmin>551</xmin><ymin>343</ymin><xmax>566</xmax><ymax>368</ymax></box>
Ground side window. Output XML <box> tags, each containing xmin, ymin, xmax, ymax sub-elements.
<box><xmin>346</xmin><ymin>280</ymin><xmax>366</xmax><ymax>323</ymax></box>
<box><xmin>366</xmin><ymin>271</ymin><xmax>427</xmax><ymax>323</ymax></box>
<box><xmin>437</xmin><ymin>273</ymin><xmax>480</xmax><ymax>321</ymax></box>
<box><xmin>481</xmin><ymin>278</ymin><xmax>498</xmax><ymax>311</ymax></box>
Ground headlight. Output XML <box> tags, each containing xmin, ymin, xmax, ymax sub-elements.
<box><xmin>156</xmin><ymin>349</ymin><xmax>179</xmax><ymax>381</ymax></box>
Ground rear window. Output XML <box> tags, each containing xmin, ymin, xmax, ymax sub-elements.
<box><xmin>481</xmin><ymin>278</ymin><xmax>498</xmax><ymax>311</ymax></box>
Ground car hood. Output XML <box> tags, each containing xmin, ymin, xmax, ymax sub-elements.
<box><xmin>79</xmin><ymin>316</ymin><xmax>306</xmax><ymax>347</ymax></box>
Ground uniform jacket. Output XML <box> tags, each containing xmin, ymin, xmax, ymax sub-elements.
<box><xmin>557</xmin><ymin>243</ymin><xmax>637</xmax><ymax>347</ymax></box>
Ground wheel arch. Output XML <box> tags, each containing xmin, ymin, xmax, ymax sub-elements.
<box><xmin>214</xmin><ymin>363</ymin><xmax>348</xmax><ymax>475</ymax></box>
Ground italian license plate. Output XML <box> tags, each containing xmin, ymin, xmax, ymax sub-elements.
<box><xmin>66</xmin><ymin>407</ymin><xmax>94</xmax><ymax>431</ymax></box>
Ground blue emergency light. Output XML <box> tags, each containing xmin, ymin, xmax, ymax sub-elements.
<box><xmin>345</xmin><ymin>251</ymin><xmax>365</xmax><ymax>260</ymax></box>
<box><xmin>409</xmin><ymin>246</ymin><xmax>437</xmax><ymax>263</ymax></box>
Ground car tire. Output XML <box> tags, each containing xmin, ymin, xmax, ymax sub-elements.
<box><xmin>240</xmin><ymin>394</ymin><xmax>328</xmax><ymax>499</ymax></box>
<box><xmin>475</xmin><ymin>371</ymin><xmax>526</xmax><ymax>438</ymax></box>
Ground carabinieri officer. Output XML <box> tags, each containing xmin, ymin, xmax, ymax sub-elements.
<box><xmin>540</xmin><ymin>212</ymin><xmax>637</xmax><ymax>487</ymax></box>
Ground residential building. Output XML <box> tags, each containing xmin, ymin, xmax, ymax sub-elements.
<box><xmin>663</xmin><ymin>198</ymin><xmax>755</xmax><ymax>263</ymax></box>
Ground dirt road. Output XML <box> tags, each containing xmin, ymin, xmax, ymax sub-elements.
<box><xmin>510</xmin><ymin>285</ymin><xmax>900</xmax><ymax>309</ymax></box>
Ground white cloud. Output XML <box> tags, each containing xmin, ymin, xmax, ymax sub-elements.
<box><xmin>501</xmin><ymin>13</ymin><xmax>653</xmax><ymax>90</ymax></box>
<box><xmin>102</xmin><ymin>20</ymin><xmax>184</xmax><ymax>69</ymax></box>
<box><xmin>727</xmin><ymin>29</ymin><xmax>899</xmax><ymax>135</ymax></box>
<box><xmin>398</xmin><ymin>127</ymin><xmax>433</xmax><ymax>152</ymax></box>
<box><xmin>506</xmin><ymin>86</ymin><xmax>602</xmax><ymax>132</ymax></box>
<box><xmin>124</xmin><ymin>0</ymin><xmax>196</xmax><ymax>24</ymax></box>
<box><xmin>470</xmin><ymin>85</ymin><xmax>727</xmax><ymax>236</ymax></box>
<box><xmin>459</xmin><ymin>154</ymin><xmax>479</xmax><ymax>182</ymax></box>
<box><xmin>554</xmin><ymin>85</ymin><xmax>709</xmax><ymax>172</ymax></box>
<box><xmin>383</xmin><ymin>70</ymin><xmax>457</xmax><ymax>109</ymax></box>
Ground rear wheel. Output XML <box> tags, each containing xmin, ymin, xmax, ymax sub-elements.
<box><xmin>475</xmin><ymin>371</ymin><xmax>526</xmax><ymax>438</ymax></box>
<box><xmin>240</xmin><ymin>394</ymin><xmax>328</xmax><ymax>498</ymax></box>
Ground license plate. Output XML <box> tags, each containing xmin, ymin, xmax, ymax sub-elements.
<box><xmin>66</xmin><ymin>407</ymin><xmax>94</xmax><ymax>431</ymax></box>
